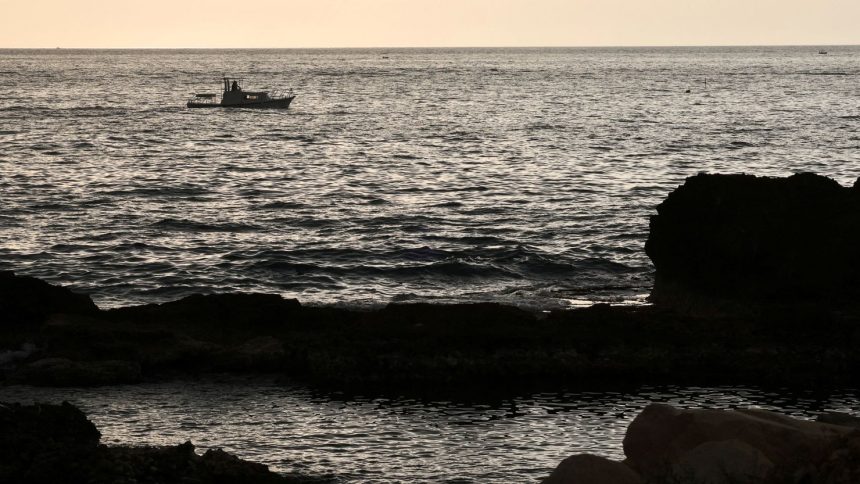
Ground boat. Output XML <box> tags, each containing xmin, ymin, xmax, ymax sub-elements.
<box><xmin>187</xmin><ymin>77</ymin><xmax>295</xmax><ymax>109</ymax></box>
<box><xmin>819</xmin><ymin>50</ymin><xmax>828</xmax><ymax>55</ymax></box>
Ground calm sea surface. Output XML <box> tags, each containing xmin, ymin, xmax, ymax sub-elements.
<box><xmin>2</xmin><ymin>379</ymin><xmax>859</xmax><ymax>483</ymax></box>
<box><xmin>2</xmin><ymin>47</ymin><xmax>859</xmax><ymax>309</ymax></box>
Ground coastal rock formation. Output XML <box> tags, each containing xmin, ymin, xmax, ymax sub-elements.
<box><xmin>544</xmin><ymin>404</ymin><xmax>860</xmax><ymax>484</ymax></box>
<box><xmin>0</xmin><ymin>270</ymin><xmax>98</xmax><ymax>325</ymax></box>
<box><xmin>646</xmin><ymin>173</ymin><xmax>860</xmax><ymax>312</ymax></box>
<box><xmin>1</xmin><ymin>270</ymin><xmax>860</xmax><ymax>389</ymax></box>
<box><xmin>0</xmin><ymin>401</ymin><xmax>317</xmax><ymax>484</ymax></box>
<box><xmin>623</xmin><ymin>404</ymin><xmax>851</xmax><ymax>481</ymax></box>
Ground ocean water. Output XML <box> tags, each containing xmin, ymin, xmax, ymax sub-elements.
<box><xmin>1</xmin><ymin>46</ymin><xmax>859</xmax><ymax>309</ymax></box>
<box><xmin>2</xmin><ymin>379</ymin><xmax>859</xmax><ymax>483</ymax></box>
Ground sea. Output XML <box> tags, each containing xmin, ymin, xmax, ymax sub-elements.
<box><xmin>2</xmin><ymin>47</ymin><xmax>860</xmax><ymax>482</ymax></box>
<box><xmin>2</xmin><ymin>47</ymin><xmax>859</xmax><ymax>309</ymax></box>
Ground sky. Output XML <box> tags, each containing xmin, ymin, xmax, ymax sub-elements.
<box><xmin>1</xmin><ymin>0</ymin><xmax>859</xmax><ymax>48</ymax></box>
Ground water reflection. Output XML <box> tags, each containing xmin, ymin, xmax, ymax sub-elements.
<box><xmin>1</xmin><ymin>378</ymin><xmax>858</xmax><ymax>483</ymax></box>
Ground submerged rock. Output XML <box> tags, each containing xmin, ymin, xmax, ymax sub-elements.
<box><xmin>646</xmin><ymin>173</ymin><xmax>860</xmax><ymax>312</ymax></box>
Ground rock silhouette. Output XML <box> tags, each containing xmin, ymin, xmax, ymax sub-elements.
<box><xmin>1</xmin><ymin>269</ymin><xmax>860</xmax><ymax>389</ymax></box>
<box><xmin>0</xmin><ymin>270</ymin><xmax>98</xmax><ymax>325</ymax></box>
<box><xmin>543</xmin><ymin>403</ymin><xmax>860</xmax><ymax>484</ymax></box>
<box><xmin>0</xmin><ymin>401</ymin><xmax>320</xmax><ymax>484</ymax></box>
<box><xmin>647</xmin><ymin>173</ymin><xmax>860</xmax><ymax>313</ymax></box>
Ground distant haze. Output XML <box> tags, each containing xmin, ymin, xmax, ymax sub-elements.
<box><xmin>2</xmin><ymin>0</ymin><xmax>858</xmax><ymax>48</ymax></box>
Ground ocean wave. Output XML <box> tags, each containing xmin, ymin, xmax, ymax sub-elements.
<box><xmin>432</xmin><ymin>201</ymin><xmax>463</xmax><ymax>208</ymax></box>
<box><xmin>151</xmin><ymin>218</ymin><xmax>261</xmax><ymax>233</ymax></box>
<box><xmin>252</xmin><ymin>258</ymin><xmax>512</xmax><ymax>279</ymax></box>
<box><xmin>100</xmin><ymin>186</ymin><xmax>213</xmax><ymax>198</ymax></box>
<box><xmin>256</xmin><ymin>201</ymin><xmax>306</xmax><ymax>210</ymax></box>
<box><xmin>107</xmin><ymin>242</ymin><xmax>173</xmax><ymax>252</ymax></box>
<box><xmin>229</xmin><ymin>245</ymin><xmax>643</xmax><ymax>283</ymax></box>
<box><xmin>798</xmin><ymin>71</ymin><xmax>850</xmax><ymax>76</ymax></box>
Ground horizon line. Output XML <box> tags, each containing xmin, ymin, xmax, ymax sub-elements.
<box><xmin>2</xmin><ymin>43</ymin><xmax>858</xmax><ymax>50</ymax></box>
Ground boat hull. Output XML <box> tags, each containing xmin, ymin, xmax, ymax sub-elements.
<box><xmin>187</xmin><ymin>96</ymin><xmax>295</xmax><ymax>109</ymax></box>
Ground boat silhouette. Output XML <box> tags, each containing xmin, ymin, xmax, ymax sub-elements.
<box><xmin>187</xmin><ymin>77</ymin><xmax>295</xmax><ymax>109</ymax></box>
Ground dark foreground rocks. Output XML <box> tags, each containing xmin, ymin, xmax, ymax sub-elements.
<box><xmin>0</xmin><ymin>401</ymin><xmax>317</xmax><ymax>484</ymax></box>
<box><xmin>647</xmin><ymin>173</ymin><xmax>860</xmax><ymax>313</ymax></box>
<box><xmin>2</xmin><ymin>269</ymin><xmax>860</xmax><ymax>390</ymax></box>
<box><xmin>544</xmin><ymin>403</ymin><xmax>860</xmax><ymax>484</ymax></box>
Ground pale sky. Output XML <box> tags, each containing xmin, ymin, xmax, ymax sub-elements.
<box><xmin>2</xmin><ymin>0</ymin><xmax>858</xmax><ymax>48</ymax></box>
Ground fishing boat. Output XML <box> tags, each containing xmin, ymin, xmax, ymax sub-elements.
<box><xmin>187</xmin><ymin>77</ymin><xmax>295</xmax><ymax>109</ymax></box>
<box><xmin>818</xmin><ymin>50</ymin><xmax>828</xmax><ymax>55</ymax></box>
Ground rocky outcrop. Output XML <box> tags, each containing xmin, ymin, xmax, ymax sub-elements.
<box><xmin>0</xmin><ymin>270</ymin><xmax>98</xmax><ymax>325</ymax></box>
<box><xmin>0</xmin><ymin>401</ymin><xmax>320</xmax><ymax>484</ymax></box>
<box><xmin>544</xmin><ymin>404</ymin><xmax>860</xmax><ymax>484</ymax></box>
<box><xmin>623</xmin><ymin>404</ymin><xmax>852</xmax><ymax>482</ymax></box>
<box><xmin>646</xmin><ymin>173</ymin><xmax>860</xmax><ymax>312</ymax></box>
<box><xmin>2</xmin><ymin>271</ymin><xmax>860</xmax><ymax>389</ymax></box>
<box><xmin>108</xmin><ymin>292</ymin><xmax>302</xmax><ymax>333</ymax></box>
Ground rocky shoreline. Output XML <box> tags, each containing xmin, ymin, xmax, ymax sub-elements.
<box><xmin>0</xmin><ymin>401</ymin><xmax>326</xmax><ymax>484</ymax></box>
<box><xmin>2</xmin><ymin>268</ymin><xmax>859</xmax><ymax>391</ymax></box>
<box><xmin>543</xmin><ymin>403</ymin><xmax>860</xmax><ymax>484</ymax></box>
<box><xmin>2</xmin><ymin>267</ymin><xmax>859</xmax><ymax>391</ymax></box>
<box><xmin>6</xmin><ymin>399</ymin><xmax>860</xmax><ymax>484</ymax></box>
<box><xmin>3</xmin><ymin>172</ymin><xmax>860</xmax><ymax>482</ymax></box>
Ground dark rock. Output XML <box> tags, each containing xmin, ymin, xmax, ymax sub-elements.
<box><xmin>0</xmin><ymin>401</ymin><xmax>101</xmax><ymax>484</ymax></box>
<box><xmin>199</xmin><ymin>448</ymin><xmax>292</xmax><ymax>483</ymax></box>
<box><xmin>110</xmin><ymin>292</ymin><xmax>300</xmax><ymax>324</ymax></box>
<box><xmin>623</xmin><ymin>404</ymin><xmax>853</xmax><ymax>483</ymax></box>
<box><xmin>0</xmin><ymin>271</ymin><xmax>98</xmax><ymax>325</ymax></box>
<box><xmin>12</xmin><ymin>357</ymin><xmax>142</xmax><ymax>386</ymax></box>
<box><xmin>547</xmin><ymin>405</ymin><xmax>860</xmax><ymax>484</ymax></box>
<box><xmin>107</xmin><ymin>293</ymin><xmax>302</xmax><ymax>343</ymax></box>
<box><xmin>817</xmin><ymin>412</ymin><xmax>860</xmax><ymax>429</ymax></box>
<box><xmin>541</xmin><ymin>454</ymin><xmax>642</xmax><ymax>484</ymax></box>
<box><xmin>646</xmin><ymin>173</ymin><xmax>860</xmax><ymax>312</ymax></box>
<box><xmin>37</xmin><ymin>314</ymin><xmax>223</xmax><ymax>373</ymax></box>
<box><xmin>817</xmin><ymin>433</ymin><xmax>860</xmax><ymax>483</ymax></box>
<box><xmin>217</xmin><ymin>335</ymin><xmax>287</xmax><ymax>371</ymax></box>
<box><xmin>0</xmin><ymin>400</ymin><xmax>101</xmax><ymax>448</ymax></box>
<box><xmin>3</xmin><ymin>262</ymin><xmax>860</xmax><ymax>390</ymax></box>
<box><xmin>0</xmin><ymin>401</ymin><xmax>315</xmax><ymax>484</ymax></box>
<box><xmin>671</xmin><ymin>439</ymin><xmax>772</xmax><ymax>484</ymax></box>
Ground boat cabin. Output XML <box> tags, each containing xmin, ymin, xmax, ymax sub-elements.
<box><xmin>187</xmin><ymin>76</ymin><xmax>295</xmax><ymax>109</ymax></box>
<box><xmin>220</xmin><ymin>77</ymin><xmax>274</xmax><ymax>106</ymax></box>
